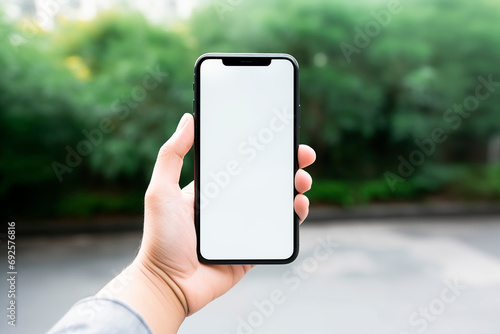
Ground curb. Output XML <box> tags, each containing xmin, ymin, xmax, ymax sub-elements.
<box><xmin>17</xmin><ymin>218</ymin><xmax>144</xmax><ymax>236</ymax></box>
<box><xmin>307</xmin><ymin>203</ymin><xmax>500</xmax><ymax>222</ymax></box>
<box><xmin>16</xmin><ymin>203</ymin><xmax>500</xmax><ymax>236</ymax></box>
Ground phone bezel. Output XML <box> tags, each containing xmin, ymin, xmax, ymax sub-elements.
<box><xmin>193</xmin><ymin>53</ymin><xmax>300</xmax><ymax>265</ymax></box>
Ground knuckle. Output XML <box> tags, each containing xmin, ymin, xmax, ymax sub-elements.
<box><xmin>145</xmin><ymin>186</ymin><xmax>161</xmax><ymax>203</ymax></box>
<box><xmin>158</xmin><ymin>141</ymin><xmax>173</xmax><ymax>158</ymax></box>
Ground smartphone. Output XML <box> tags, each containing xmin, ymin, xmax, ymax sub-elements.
<box><xmin>194</xmin><ymin>53</ymin><xmax>299</xmax><ymax>264</ymax></box>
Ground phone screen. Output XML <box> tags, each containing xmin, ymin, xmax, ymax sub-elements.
<box><xmin>197</xmin><ymin>55</ymin><xmax>297</xmax><ymax>262</ymax></box>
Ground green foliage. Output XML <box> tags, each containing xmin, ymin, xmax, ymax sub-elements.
<box><xmin>0</xmin><ymin>12</ymin><xmax>86</xmax><ymax>216</ymax></box>
<box><xmin>1</xmin><ymin>0</ymin><xmax>500</xmax><ymax>218</ymax></box>
<box><xmin>50</xmin><ymin>12</ymin><xmax>195</xmax><ymax>181</ymax></box>
<box><xmin>56</xmin><ymin>191</ymin><xmax>143</xmax><ymax>217</ymax></box>
<box><xmin>308</xmin><ymin>178</ymin><xmax>421</xmax><ymax>206</ymax></box>
<box><xmin>307</xmin><ymin>180</ymin><xmax>354</xmax><ymax>206</ymax></box>
<box><xmin>450</xmin><ymin>164</ymin><xmax>500</xmax><ymax>200</ymax></box>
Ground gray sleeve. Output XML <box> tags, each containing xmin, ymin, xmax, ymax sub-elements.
<box><xmin>47</xmin><ymin>297</ymin><xmax>152</xmax><ymax>334</ymax></box>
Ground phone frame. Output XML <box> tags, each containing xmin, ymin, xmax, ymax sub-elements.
<box><xmin>193</xmin><ymin>53</ymin><xmax>300</xmax><ymax>265</ymax></box>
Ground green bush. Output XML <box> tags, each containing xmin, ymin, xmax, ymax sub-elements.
<box><xmin>56</xmin><ymin>191</ymin><xmax>144</xmax><ymax>218</ymax></box>
<box><xmin>450</xmin><ymin>164</ymin><xmax>500</xmax><ymax>200</ymax></box>
<box><xmin>307</xmin><ymin>180</ymin><xmax>354</xmax><ymax>206</ymax></box>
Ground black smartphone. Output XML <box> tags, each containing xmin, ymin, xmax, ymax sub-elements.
<box><xmin>194</xmin><ymin>53</ymin><xmax>299</xmax><ymax>264</ymax></box>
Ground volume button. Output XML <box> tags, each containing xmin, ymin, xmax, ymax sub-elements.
<box><xmin>298</xmin><ymin>104</ymin><xmax>301</xmax><ymax>129</ymax></box>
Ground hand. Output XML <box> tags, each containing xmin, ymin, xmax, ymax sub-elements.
<box><xmin>98</xmin><ymin>113</ymin><xmax>316</xmax><ymax>333</ymax></box>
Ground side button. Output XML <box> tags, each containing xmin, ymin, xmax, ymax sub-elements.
<box><xmin>298</xmin><ymin>104</ymin><xmax>301</xmax><ymax>129</ymax></box>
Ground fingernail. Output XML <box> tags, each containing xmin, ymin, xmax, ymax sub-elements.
<box><xmin>176</xmin><ymin>113</ymin><xmax>190</xmax><ymax>131</ymax></box>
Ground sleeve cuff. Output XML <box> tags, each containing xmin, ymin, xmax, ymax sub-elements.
<box><xmin>47</xmin><ymin>297</ymin><xmax>152</xmax><ymax>334</ymax></box>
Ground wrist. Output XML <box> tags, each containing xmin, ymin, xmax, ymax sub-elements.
<box><xmin>96</xmin><ymin>255</ymin><xmax>187</xmax><ymax>334</ymax></box>
<box><xmin>134</xmin><ymin>254</ymin><xmax>188</xmax><ymax>333</ymax></box>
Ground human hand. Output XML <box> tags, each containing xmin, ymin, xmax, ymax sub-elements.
<box><xmin>99</xmin><ymin>113</ymin><xmax>315</xmax><ymax>333</ymax></box>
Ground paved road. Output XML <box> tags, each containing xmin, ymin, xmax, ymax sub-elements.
<box><xmin>2</xmin><ymin>216</ymin><xmax>500</xmax><ymax>334</ymax></box>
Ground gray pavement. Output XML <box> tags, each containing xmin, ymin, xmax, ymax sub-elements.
<box><xmin>2</xmin><ymin>216</ymin><xmax>500</xmax><ymax>334</ymax></box>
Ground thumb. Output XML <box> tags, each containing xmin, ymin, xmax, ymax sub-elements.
<box><xmin>148</xmin><ymin>113</ymin><xmax>194</xmax><ymax>196</ymax></box>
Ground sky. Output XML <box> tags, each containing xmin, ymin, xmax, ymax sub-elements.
<box><xmin>0</xmin><ymin>0</ymin><xmax>202</xmax><ymax>28</ymax></box>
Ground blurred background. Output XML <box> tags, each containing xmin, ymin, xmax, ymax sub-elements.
<box><xmin>1</xmin><ymin>0</ymin><xmax>500</xmax><ymax>333</ymax></box>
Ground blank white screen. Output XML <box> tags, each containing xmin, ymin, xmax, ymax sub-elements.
<box><xmin>200</xmin><ymin>58</ymin><xmax>294</xmax><ymax>260</ymax></box>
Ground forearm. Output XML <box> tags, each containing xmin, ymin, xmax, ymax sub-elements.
<box><xmin>96</xmin><ymin>255</ymin><xmax>187</xmax><ymax>334</ymax></box>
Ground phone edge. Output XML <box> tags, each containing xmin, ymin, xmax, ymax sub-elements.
<box><xmin>194</xmin><ymin>53</ymin><xmax>300</xmax><ymax>265</ymax></box>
